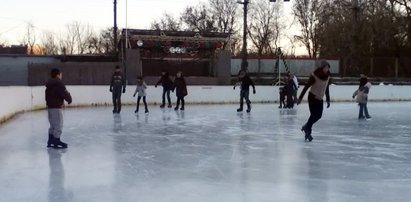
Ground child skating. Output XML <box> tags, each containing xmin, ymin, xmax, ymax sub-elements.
<box><xmin>233</xmin><ymin>70</ymin><xmax>256</xmax><ymax>113</ymax></box>
<box><xmin>173</xmin><ymin>71</ymin><xmax>188</xmax><ymax>111</ymax></box>
<box><xmin>45</xmin><ymin>68</ymin><xmax>72</xmax><ymax>148</ymax></box>
<box><xmin>133</xmin><ymin>76</ymin><xmax>149</xmax><ymax>113</ymax></box>
<box><xmin>155</xmin><ymin>71</ymin><xmax>174</xmax><ymax>108</ymax></box>
<box><xmin>297</xmin><ymin>61</ymin><xmax>331</xmax><ymax>142</ymax></box>
<box><xmin>352</xmin><ymin>76</ymin><xmax>372</xmax><ymax>119</ymax></box>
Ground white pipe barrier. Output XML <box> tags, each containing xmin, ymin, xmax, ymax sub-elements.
<box><xmin>1</xmin><ymin>85</ymin><xmax>411</xmax><ymax>123</ymax></box>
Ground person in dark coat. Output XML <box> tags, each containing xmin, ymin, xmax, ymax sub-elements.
<box><xmin>278</xmin><ymin>86</ymin><xmax>287</xmax><ymax>109</ymax></box>
<box><xmin>233</xmin><ymin>70</ymin><xmax>256</xmax><ymax>113</ymax></box>
<box><xmin>173</xmin><ymin>71</ymin><xmax>188</xmax><ymax>111</ymax></box>
<box><xmin>285</xmin><ymin>73</ymin><xmax>297</xmax><ymax>109</ymax></box>
<box><xmin>45</xmin><ymin>68</ymin><xmax>72</xmax><ymax>148</ymax></box>
<box><xmin>110</xmin><ymin>66</ymin><xmax>126</xmax><ymax>114</ymax></box>
<box><xmin>155</xmin><ymin>71</ymin><xmax>174</xmax><ymax>108</ymax></box>
<box><xmin>297</xmin><ymin>61</ymin><xmax>331</xmax><ymax>142</ymax></box>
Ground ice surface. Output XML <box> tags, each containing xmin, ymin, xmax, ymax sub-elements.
<box><xmin>0</xmin><ymin>103</ymin><xmax>411</xmax><ymax>202</ymax></box>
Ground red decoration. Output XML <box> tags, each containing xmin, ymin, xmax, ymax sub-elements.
<box><xmin>216</xmin><ymin>41</ymin><xmax>222</xmax><ymax>49</ymax></box>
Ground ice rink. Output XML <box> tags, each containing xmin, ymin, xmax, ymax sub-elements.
<box><xmin>0</xmin><ymin>102</ymin><xmax>410</xmax><ymax>202</ymax></box>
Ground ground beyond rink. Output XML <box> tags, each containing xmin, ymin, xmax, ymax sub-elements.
<box><xmin>0</xmin><ymin>102</ymin><xmax>410</xmax><ymax>202</ymax></box>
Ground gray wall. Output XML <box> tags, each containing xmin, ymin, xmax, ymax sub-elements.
<box><xmin>0</xmin><ymin>56</ymin><xmax>59</xmax><ymax>85</ymax></box>
<box><xmin>231</xmin><ymin>58</ymin><xmax>340</xmax><ymax>76</ymax></box>
<box><xmin>28</xmin><ymin>62</ymin><xmax>121</xmax><ymax>86</ymax></box>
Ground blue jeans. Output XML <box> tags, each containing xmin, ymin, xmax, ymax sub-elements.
<box><xmin>239</xmin><ymin>90</ymin><xmax>251</xmax><ymax>109</ymax></box>
<box><xmin>359</xmin><ymin>103</ymin><xmax>370</xmax><ymax>118</ymax></box>
<box><xmin>162</xmin><ymin>89</ymin><xmax>171</xmax><ymax>106</ymax></box>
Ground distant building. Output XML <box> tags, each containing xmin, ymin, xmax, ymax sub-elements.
<box><xmin>0</xmin><ymin>45</ymin><xmax>28</xmax><ymax>54</ymax></box>
<box><xmin>120</xmin><ymin>29</ymin><xmax>232</xmax><ymax>84</ymax></box>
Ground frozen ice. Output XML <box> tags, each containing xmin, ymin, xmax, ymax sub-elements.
<box><xmin>0</xmin><ymin>103</ymin><xmax>411</xmax><ymax>202</ymax></box>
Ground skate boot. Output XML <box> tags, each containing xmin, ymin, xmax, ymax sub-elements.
<box><xmin>174</xmin><ymin>107</ymin><xmax>179</xmax><ymax>111</ymax></box>
<box><xmin>145</xmin><ymin>109</ymin><xmax>149</xmax><ymax>113</ymax></box>
<box><xmin>160</xmin><ymin>104</ymin><xmax>165</xmax><ymax>108</ymax></box>
<box><xmin>301</xmin><ymin>125</ymin><xmax>313</xmax><ymax>142</ymax></box>
<box><xmin>180</xmin><ymin>107</ymin><xmax>184</xmax><ymax>111</ymax></box>
<box><xmin>53</xmin><ymin>138</ymin><xmax>68</xmax><ymax>149</ymax></box>
<box><xmin>168</xmin><ymin>104</ymin><xmax>172</xmax><ymax>108</ymax></box>
<box><xmin>305</xmin><ymin>134</ymin><xmax>313</xmax><ymax>142</ymax></box>
<box><xmin>134</xmin><ymin>109</ymin><xmax>139</xmax><ymax>113</ymax></box>
<box><xmin>47</xmin><ymin>134</ymin><xmax>55</xmax><ymax>148</ymax></box>
<box><xmin>237</xmin><ymin>108</ymin><xmax>243</xmax><ymax>112</ymax></box>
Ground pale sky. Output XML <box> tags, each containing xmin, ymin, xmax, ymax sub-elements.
<box><xmin>0</xmin><ymin>0</ymin><xmax>305</xmax><ymax>55</ymax></box>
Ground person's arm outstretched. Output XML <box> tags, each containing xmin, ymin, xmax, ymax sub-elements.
<box><xmin>297</xmin><ymin>76</ymin><xmax>315</xmax><ymax>104</ymax></box>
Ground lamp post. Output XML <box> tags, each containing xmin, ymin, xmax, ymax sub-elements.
<box><xmin>237</xmin><ymin>0</ymin><xmax>249</xmax><ymax>71</ymax></box>
<box><xmin>113</xmin><ymin>0</ymin><xmax>118</xmax><ymax>56</ymax></box>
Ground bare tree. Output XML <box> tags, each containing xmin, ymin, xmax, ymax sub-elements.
<box><xmin>22</xmin><ymin>22</ymin><xmax>36</xmax><ymax>54</ymax></box>
<box><xmin>247</xmin><ymin>0</ymin><xmax>284</xmax><ymax>75</ymax></box>
<box><xmin>209</xmin><ymin>0</ymin><xmax>239</xmax><ymax>49</ymax></box>
<box><xmin>293</xmin><ymin>0</ymin><xmax>322</xmax><ymax>58</ymax></box>
<box><xmin>98</xmin><ymin>28</ymin><xmax>118</xmax><ymax>55</ymax></box>
<box><xmin>151</xmin><ymin>13</ymin><xmax>182</xmax><ymax>31</ymax></box>
<box><xmin>65</xmin><ymin>21</ymin><xmax>95</xmax><ymax>54</ymax></box>
<box><xmin>209</xmin><ymin>0</ymin><xmax>239</xmax><ymax>33</ymax></box>
<box><xmin>41</xmin><ymin>32</ymin><xmax>59</xmax><ymax>55</ymax></box>
<box><xmin>181</xmin><ymin>4</ymin><xmax>217</xmax><ymax>32</ymax></box>
<box><xmin>390</xmin><ymin>0</ymin><xmax>411</xmax><ymax>48</ymax></box>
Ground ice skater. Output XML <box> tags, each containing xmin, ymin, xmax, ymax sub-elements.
<box><xmin>133</xmin><ymin>76</ymin><xmax>149</xmax><ymax>113</ymax></box>
<box><xmin>233</xmin><ymin>70</ymin><xmax>256</xmax><ymax>113</ymax></box>
<box><xmin>110</xmin><ymin>66</ymin><xmax>126</xmax><ymax>114</ymax></box>
<box><xmin>278</xmin><ymin>87</ymin><xmax>287</xmax><ymax>108</ymax></box>
<box><xmin>291</xmin><ymin>72</ymin><xmax>299</xmax><ymax>103</ymax></box>
<box><xmin>155</xmin><ymin>71</ymin><xmax>173</xmax><ymax>108</ymax></box>
<box><xmin>46</xmin><ymin>68</ymin><xmax>72</xmax><ymax>148</ymax></box>
<box><xmin>173</xmin><ymin>71</ymin><xmax>188</xmax><ymax>111</ymax></box>
<box><xmin>297</xmin><ymin>61</ymin><xmax>331</xmax><ymax>142</ymax></box>
<box><xmin>285</xmin><ymin>73</ymin><xmax>297</xmax><ymax>109</ymax></box>
<box><xmin>352</xmin><ymin>75</ymin><xmax>372</xmax><ymax>119</ymax></box>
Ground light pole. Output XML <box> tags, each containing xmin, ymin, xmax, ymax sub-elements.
<box><xmin>237</xmin><ymin>0</ymin><xmax>249</xmax><ymax>71</ymax></box>
<box><xmin>113</xmin><ymin>0</ymin><xmax>118</xmax><ymax>57</ymax></box>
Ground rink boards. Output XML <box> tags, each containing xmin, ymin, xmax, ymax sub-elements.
<box><xmin>1</xmin><ymin>85</ymin><xmax>411</xmax><ymax>123</ymax></box>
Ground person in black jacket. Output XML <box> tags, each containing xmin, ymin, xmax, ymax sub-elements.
<box><xmin>173</xmin><ymin>71</ymin><xmax>188</xmax><ymax>111</ymax></box>
<box><xmin>155</xmin><ymin>71</ymin><xmax>173</xmax><ymax>108</ymax></box>
<box><xmin>233</xmin><ymin>70</ymin><xmax>256</xmax><ymax>113</ymax></box>
<box><xmin>45</xmin><ymin>68</ymin><xmax>72</xmax><ymax>148</ymax></box>
<box><xmin>297</xmin><ymin>61</ymin><xmax>331</xmax><ymax>142</ymax></box>
<box><xmin>110</xmin><ymin>66</ymin><xmax>126</xmax><ymax>113</ymax></box>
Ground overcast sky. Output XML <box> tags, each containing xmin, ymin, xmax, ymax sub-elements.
<box><xmin>0</xmin><ymin>0</ymin><xmax>304</xmax><ymax>54</ymax></box>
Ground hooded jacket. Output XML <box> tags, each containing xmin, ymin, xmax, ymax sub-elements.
<box><xmin>45</xmin><ymin>78</ymin><xmax>72</xmax><ymax>108</ymax></box>
<box><xmin>353</xmin><ymin>82</ymin><xmax>371</xmax><ymax>104</ymax></box>
<box><xmin>110</xmin><ymin>71</ymin><xmax>126</xmax><ymax>92</ymax></box>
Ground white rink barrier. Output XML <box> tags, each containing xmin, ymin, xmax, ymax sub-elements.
<box><xmin>1</xmin><ymin>85</ymin><xmax>411</xmax><ymax>123</ymax></box>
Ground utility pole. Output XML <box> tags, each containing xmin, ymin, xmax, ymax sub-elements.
<box><xmin>237</xmin><ymin>0</ymin><xmax>249</xmax><ymax>71</ymax></box>
<box><xmin>113</xmin><ymin>0</ymin><xmax>118</xmax><ymax>57</ymax></box>
<box><xmin>351</xmin><ymin>0</ymin><xmax>360</xmax><ymax>75</ymax></box>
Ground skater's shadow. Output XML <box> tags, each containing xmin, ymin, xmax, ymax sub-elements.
<box><xmin>113</xmin><ymin>114</ymin><xmax>123</xmax><ymax>133</ymax></box>
<box><xmin>47</xmin><ymin>149</ymin><xmax>72</xmax><ymax>202</ymax></box>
